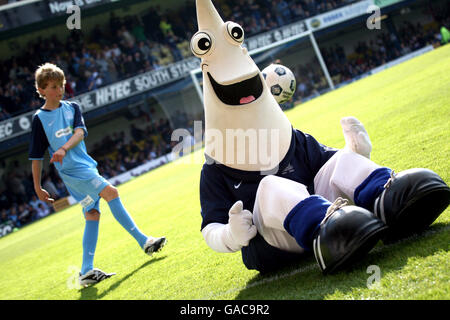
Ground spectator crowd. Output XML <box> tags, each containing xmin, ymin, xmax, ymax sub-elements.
<box><xmin>93</xmin><ymin>117</ymin><xmax>176</xmax><ymax>180</ymax></box>
<box><xmin>0</xmin><ymin>159</ymin><xmax>57</xmax><ymax>229</ymax></box>
<box><xmin>0</xmin><ymin>0</ymin><xmax>359</xmax><ymax>121</ymax></box>
<box><xmin>292</xmin><ymin>19</ymin><xmax>446</xmax><ymax>101</ymax></box>
<box><xmin>0</xmin><ymin>0</ymin><xmax>26</xmax><ymax>5</ymax></box>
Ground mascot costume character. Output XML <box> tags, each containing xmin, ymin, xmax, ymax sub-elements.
<box><xmin>193</xmin><ymin>0</ymin><xmax>450</xmax><ymax>274</ymax></box>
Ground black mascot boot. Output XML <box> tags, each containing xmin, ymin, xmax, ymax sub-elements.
<box><xmin>312</xmin><ymin>198</ymin><xmax>388</xmax><ymax>274</ymax></box>
<box><xmin>372</xmin><ymin>168</ymin><xmax>450</xmax><ymax>243</ymax></box>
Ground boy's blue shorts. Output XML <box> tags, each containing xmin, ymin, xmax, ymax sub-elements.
<box><xmin>59</xmin><ymin>168</ymin><xmax>110</xmax><ymax>215</ymax></box>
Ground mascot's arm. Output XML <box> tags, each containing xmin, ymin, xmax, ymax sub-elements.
<box><xmin>202</xmin><ymin>200</ymin><xmax>257</xmax><ymax>253</ymax></box>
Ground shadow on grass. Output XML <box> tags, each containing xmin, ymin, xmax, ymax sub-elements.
<box><xmin>79</xmin><ymin>256</ymin><xmax>167</xmax><ymax>300</ymax></box>
<box><xmin>234</xmin><ymin>223</ymin><xmax>449</xmax><ymax>300</ymax></box>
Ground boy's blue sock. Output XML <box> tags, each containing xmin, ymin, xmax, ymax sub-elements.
<box><xmin>108</xmin><ymin>197</ymin><xmax>148</xmax><ymax>248</ymax></box>
<box><xmin>81</xmin><ymin>220</ymin><xmax>99</xmax><ymax>275</ymax></box>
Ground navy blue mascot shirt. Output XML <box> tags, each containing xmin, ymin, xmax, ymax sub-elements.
<box><xmin>200</xmin><ymin>129</ymin><xmax>337</xmax><ymax>273</ymax></box>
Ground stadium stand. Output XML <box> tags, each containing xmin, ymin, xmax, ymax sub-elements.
<box><xmin>0</xmin><ymin>0</ymin><xmax>449</xmax><ymax>233</ymax></box>
<box><xmin>0</xmin><ymin>0</ymin><xmax>360</xmax><ymax>120</ymax></box>
<box><xmin>291</xmin><ymin>20</ymin><xmax>444</xmax><ymax>101</ymax></box>
<box><xmin>0</xmin><ymin>1</ymin><xmax>26</xmax><ymax>4</ymax></box>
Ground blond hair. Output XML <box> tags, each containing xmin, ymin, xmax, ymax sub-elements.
<box><xmin>35</xmin><ymin>63</ymin><xmax>66</xmax><ymax>98</ymax></box>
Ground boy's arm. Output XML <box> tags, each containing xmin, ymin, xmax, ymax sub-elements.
<box><xmin>32</xmin><ymin>160</ymin><xmax>54</xmax><ymax>203</ymax></box>
<box><xmin>50</xmin><ymin>128</ymin><xmax>85</xmax><ymax>165</ymax></box>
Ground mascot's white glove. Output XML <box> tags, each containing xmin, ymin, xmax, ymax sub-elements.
<box><xmin>341</xmin><ymin>116</ymin><xmax>372</xmax><ymax>159</ymax></box>
<box><xmin>202</xmin><ymin>201</ymin><xmax>257</xmax><ymax>253</ymax></box>
<box><xmin>228</xmin><ymin>200</ymin><xmax>257</xmax><ymax>247</ymax></box>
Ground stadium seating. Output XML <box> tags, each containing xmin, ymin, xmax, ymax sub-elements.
<box><xmin>0</xmin><ymin>0</ymin><xmax>360</xmax><ymax>121</ymax></box>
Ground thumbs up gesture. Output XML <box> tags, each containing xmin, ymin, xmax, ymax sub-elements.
<box><xmin>228</xmin><ymin>200</ymin><xmax>257</xmax><ymax>247</ymax></box>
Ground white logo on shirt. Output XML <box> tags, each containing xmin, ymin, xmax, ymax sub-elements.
<box><xmin>234</xmin><ymin>181</ymin><xmax>243</xmax><ymax>189</ymax></box>
<box><xmin>55</xmin><ymin>126</ymin><xmax>72</xmax><ymax>138</ymax></box>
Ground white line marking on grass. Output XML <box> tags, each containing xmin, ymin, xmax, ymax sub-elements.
<box><xmin>200</xmin><ymin>224</ymin><xmax>449</xmax><ymax>299</ymax></box>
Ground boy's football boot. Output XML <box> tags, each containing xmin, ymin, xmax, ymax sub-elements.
<box><xmin>79</xmin><ymin>268</ymin><xmax>116</xmax><ymax>287</ymax></box>
<box><xmin>143</xmin><ymin>236</ymin><xmax>167</xmax><ymax>256</ymax></box>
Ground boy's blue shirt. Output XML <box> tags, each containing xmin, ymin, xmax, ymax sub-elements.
<box><xmin>29</xmin><ymin>100</ymin><xmax>97</xmax><ymax>175</ymax></box>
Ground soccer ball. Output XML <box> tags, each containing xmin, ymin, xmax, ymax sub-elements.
<box><xmin>261</xmin><ymin>64</ymin><xmax>296</xmax><ymax>104</ymax></box>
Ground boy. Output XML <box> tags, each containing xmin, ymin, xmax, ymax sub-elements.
<box><xmin>29</xmin><ymin>63</ymin><xmax>167</xmax><ymax>287</ymax></box>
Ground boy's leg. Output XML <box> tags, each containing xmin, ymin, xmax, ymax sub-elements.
<box><xmin>100</xmin><ymin>185</ymin><xmax>148</xmax><ymax>248</ymax></box>
<box><xmin>79</xmin><ymin>203</ymin><xmax>115</xmax><ymax>286</ymax></box>
<box><xmin>100</xmin><ymin>185</ymin><xmax>167</xmax><ymax>254</ymax></box>
<box><xmin>81</xmin><ymin>209</ymin><xmax>100</xmax><ymax>275</ymax></box>
<box><xmin>63</xmin><ymin>183</ymin><xmax>102</xmax><ymax>277</ymax></box>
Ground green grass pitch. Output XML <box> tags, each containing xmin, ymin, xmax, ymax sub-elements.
<box><xmin>0</xmin><ymin>45</ymin><xmax>449</xmax><ymax>300</ymax></box>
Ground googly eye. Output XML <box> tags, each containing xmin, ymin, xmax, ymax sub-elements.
<box><xmin>191</xmin><ymin>32</ymin><xmax>213</xmax><ymax>57</ymax></box>
<box><xmin>226</xmin><ymin>22</ymin><xmax>244</xmax><ymax>44</ymax></box>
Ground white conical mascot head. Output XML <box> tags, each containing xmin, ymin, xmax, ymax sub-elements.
<box><xmin>192</xmin><ymin>0</ymin><xmax>292</xmax><ymax>173</ymax></box>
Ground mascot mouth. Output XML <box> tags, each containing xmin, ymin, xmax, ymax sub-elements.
<box><xmin>207</xmin><ymin>72</ymin><xmax>263</xmax><ymax>106</ymax></box>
